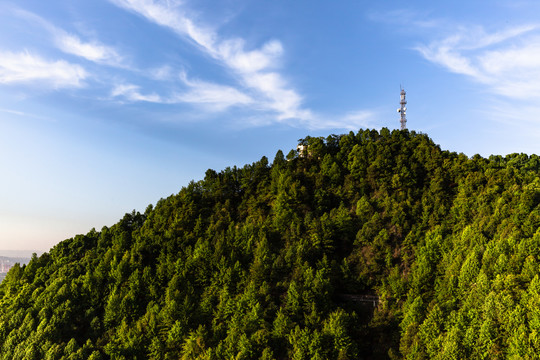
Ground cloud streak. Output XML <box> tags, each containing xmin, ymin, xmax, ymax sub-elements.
<box><xmin>14</xmin><ymin>8</ymin><xmax>124</xmax><ymax>67</ymax></box>
<box><xmin>416</xmin><ymin>24</ymin><xmax>540</xmax><ymax>100</ymax></box>
<box><xmin>55</xmin><ymin>33</ymin><xmax>123</xmax><ymax>66</ymax></box>
<box><xmin>173</xmin><ymin>72</ymin><xmax>253</xmax><ymax>111</ymax></box>
<box><xmin>0</xmin><ymin>1</ymin><xmax>377</xmax><ymax>130</ymax></box>
<box><xmin>108</xmin><ymin>0</ymin><xmax>312</xmax><ymax>122</ymax></box>
<box><xmin>0</xmin><ymin>51</ymin><xmax>87</xmax><ymax>88</ymax></box>
<box><xmin>111</xmin><ymin>73</ymin><xmax>253</xmax><ymax>111</ymax></box>
<box><xmin>111</xmin><ymin>83</ymin><xmax>162</xmax><ymax>102</ymax></box>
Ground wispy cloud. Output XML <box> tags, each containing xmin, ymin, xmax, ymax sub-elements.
<box><xmin>368</xmin><ymin>9</ymin><xmax>441</xmax><ymax>30</ymax></box>
<box><xmin>111</xmin><ymin>72</ymin><xmax>253</xmax><ymax>111</ymax></box>
<box><xmin>150</xmin><ymin>65</ymin><xmax>173</xmax><ymax>80</ymax></box>
<box><xmin>173</xmin><ymin>72</ymin><xmax>253</xmax><ymax>111</ymax></box>
<box><xmin>0</xmin><ymin>51</ymin><xmax>87</xmax><ymax>88</ymax></box>
<box><xmin>0</xmin><ymin>108</ymin><xmax>29</xmax><ymax>117</ymax></box>
<box><xmin>301</xmin><ymin>110</ymin><xmax>379</xmax><ymax>131</ymax></box>
<box><xmin>108</xmin><ymin>0</ymin><xmax>311</xmax><ymax>122</ymax></box>
<box><xmin>416</xmin><ymin>24</ymin><xmax>540</xmax><ymax>100</ymax></box>
<box><xmin>339</xmin><ymin>110</ymin><xmax>379</xmax><ymax>129</ymax></box>
<box><xmin>0</xmin><ymin>107</ymin><xmax>53</xmax><ymax>121</ymax></box>
<box><xmin>1</xmin><ymin>0</ymin><xmax>376</xmax><ymax>130</ymax></box>
<box><xmin>55</xmin><ymin>33</ymin><xmax>123</xmax><ymax>66</ymax></box>
<box><xmin>14</xmin><ymin>8</ymin><xmax>124</xmax><ymax>67</ymax></box>
<box><xmin>111</xmin><ymin>83</ymin><xmax>162</xmax><ymax>102</ymax></box>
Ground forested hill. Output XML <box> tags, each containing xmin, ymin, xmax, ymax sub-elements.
<box><xmin>1</xmin><ymin>129</ymin><xmax>540</xmax><ymax>359</ymax></box>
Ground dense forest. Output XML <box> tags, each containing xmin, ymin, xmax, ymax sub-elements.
<box><xmin>1</xmin><ymin>129</ymin><xmax>539</xmax><ymax>359</ymax></box>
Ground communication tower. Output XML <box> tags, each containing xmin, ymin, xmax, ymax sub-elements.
<box><xmin>397</xmin><ymin>87</ymin><xmax>407</xmax><ymax>130</ymax></box>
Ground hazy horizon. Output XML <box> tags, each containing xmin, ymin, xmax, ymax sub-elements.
<box><xmin>0</xmin><ymin>250</ymin><xmax>42</xmax><ymax>258</ymax></box>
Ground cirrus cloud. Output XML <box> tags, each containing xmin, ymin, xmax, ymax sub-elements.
<box><xmin>55</xmin><ymin>33</ymin><xmax>123</xmax><ymax>66</ymax></box>
<box><xmin>111</xmin><ymin>72</ymin><xmax>253</xmax><ymax>112</ymax></box>
<box><xmin>13</xmin><ymin>8</ymin><xmax>125</xmax><ymax>67</ymax></box>
<box><xmin>108</xmin><ymin>0</ymin><xmax>310</xmax><ymax>123</ymax></box>
<box><xmin>416</xmin><ymin>24</ymin><xmax>540</xmax><ymax>100</ymax></box>
<box><xmin>0</xmin><ymin>51</ymin><xmax>87</xmax><ymax>88</ymax></box>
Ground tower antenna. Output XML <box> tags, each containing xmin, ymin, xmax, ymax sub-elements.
<box><xmin>397</xmin><ymin>87</ymin><xmax>407</xmax><ymax>130</ymax></box>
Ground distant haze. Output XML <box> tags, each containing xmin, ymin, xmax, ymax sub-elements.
<box><xmin>0</xmin><ymin>250</ymin><xmax>42</xmax><ymax>258</ymax></box>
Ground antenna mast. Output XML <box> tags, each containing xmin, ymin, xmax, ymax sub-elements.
<box><xmin>397</xmin><ymin>87</ymin><xmax>407</xmax><ymax>130</ymax></box>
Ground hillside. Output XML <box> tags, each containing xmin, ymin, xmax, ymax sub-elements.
<box><xmin>1</xmin><ymin>129</ymin><xmax>539</xmax><ymax>359</ymax></box>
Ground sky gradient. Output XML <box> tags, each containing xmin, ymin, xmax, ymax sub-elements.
<box><xmin>2</xmin><ymin>0</ymin><xmax>540</xmax><ymax>251</ymax></box>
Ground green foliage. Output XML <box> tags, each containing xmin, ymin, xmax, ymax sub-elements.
<box><xmin>1</xmin><ymin>128</ymin><xmax>539</xmax><ymax>359</ymax></box>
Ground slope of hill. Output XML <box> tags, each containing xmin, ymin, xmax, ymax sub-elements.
<box><xmin>0</xmin><ymin>129</ymin><xmax>539</xmax><ymax>359</ymax></box>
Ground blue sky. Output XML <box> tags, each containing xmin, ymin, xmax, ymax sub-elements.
<box><xmin>2</xmin><ymin>0</ymin><xmax>540</xmax><ymax>251</ymax></box>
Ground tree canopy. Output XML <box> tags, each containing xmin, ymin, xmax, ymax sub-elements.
<box><xmin>1</xmin><ymin>128</ymin><xmax>539</xmax><ymax>359</ymax></box>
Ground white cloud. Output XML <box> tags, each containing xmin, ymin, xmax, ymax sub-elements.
<box><xmin>243</xmin><ymin>72</ymin><xmax>312</xmax><ymax>120</ymax></box>
<box><xmin>0</xmin><ymin>107</ymin><xmax>52</xmax><ymax>121</ymax></box>
<box><xmin>408</xmin><ymin>17</ymin><xmax>540</xmax><ymax>144</ymax></box>
<box><xmin>0</xmin><ymin>51</ymin><xmax>87</xmax><ymax>88</ymax></box>
<box><xmin>55</xmin><ymin>33</ymin><xmax>122</xmax><ymax>65</ymax></box>
<box><xmin>111</xmin><ymin>74</ymin><xmax>252</xmax><ymax>110</ymax></box>
<box><xmin>109</xmin><ymin>0</ymin><xmax>217</xmax><ymax>49</ymax></box>
<box><xmin>368</xmin><ymin>9</ymin><xmax>442</xmax><ymax>30</ymax></box>
<box><xmin>111</xmin><ymin>83</ymin><xmax>162</xmax><ymax>102</ymax></box>
<box><xmin>479</xmin><ymin>42</ymin><xmax>540</xmax><ymax>74</ymax></box>
<box><xmin>14</xmin><ymin>8</ymin><xmax>124</xmax><ymax>66</ymax></box>
<box><xmin>302</xmin><ymin>110</ymin><xmax>378</xmax><ymax>131</ymax></box>
<box><xmin>340</xmin><ymin>110</ymin><xmax>378</xmax><ymax>129</ymax></box>
<box><xmin>174</xmin><ymin>72</ymin><xmax>253</xmax><ymax>111</ymax></box>
<box><xmin>416</xmin><ymin>40</ymin><xmax>485</xmax><ymax>80</ymax></box>
<box><xmin>108</xmin><ymin>0</ymin><xmax>310</xmax><ymax>122</ymax></box>
<box><xmin>0</xmin><ymin>108</ymin><xmax>28</xmax><ymax>117</ymax></box>
<box><xmin>416</xmin><ymin>24</ymin><xmax>540</xmax><ymax>100</ymax></box>
<box><xmin>218</xmin><ymin>38</ymin><xmax>283</xmax><ymax>74</ymax></box>
<box><xmin>460</xmin><ymin>25</ymin><xmax>538</xmax><ymax>50</ymax></box>
<box><xmin>106</xmin><ymin>0</ymin><xmax>379</xmax><ymax>130</ymax></box>
<box><xmin>150</xmin><ymin>65</ymin><xmax>173</xmax><ymax>80</ymax></box>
